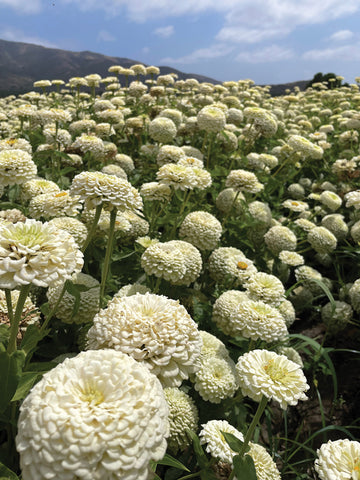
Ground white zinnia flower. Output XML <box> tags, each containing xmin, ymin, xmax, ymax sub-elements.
<box><xmin>193</xmin><ymin>354</ymin><xmax>239</xmax><ymax>403</ymax></box>
<box><xmin>86</xmin><ymin>293</ymin><xmax>202</xmax><ymax>387</ymax></box>
<box><xmin>199</xmin><ymin>419</ymin><xmax>244</xmax><ymax>463</ymax></box>
<box><xmin>0</xmin><ymin>149</ymin><xmax>37</xmax><ymax>186</ymax></box>
<box><xmin>0</xmin><ymin>220</ymin><xmax>83</xmax><ymax>289</ymax></box>
<box><xmin>70</xmin><ymin>171</ymin><xmax>143</xmax><ymax>212</ymax></box>
<box><xmin>164</xmin><ymin>387</ymin><xmax>199</xmax><ymax>453</ymax></box>
<box><xmin>16</xmin><ymin>350</ymin><xmax>169</xmax><ymax>480</ymax></box>
<box><xmin>245</xmin><ymin>272</ymin><xmax>285</xmax><ymax>305</ymax></box>
<box><xmin>230</xmin><ymin>299</ymin><xmax>288</xmax><ymax>342</ymax></box>
<box><xmin>236</xmin><ymin>349</ymin><xmax>310</xmax><ymax>410</ymax></box>
<box><xmin>315</xmin><ymin>439</ymin><xmax>360</xmax><ymax>480</ymax></box>
<box><xmin>179</xmin><ymin>211</ymin><xmax>222</xmax><ymax>251</ymax></box>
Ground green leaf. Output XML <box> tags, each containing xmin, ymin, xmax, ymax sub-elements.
<box><xmin>12</xmin><ymin>371</ymin><xmax>43</xmax><ymax>402</ymax></box>
<box><xmin>20</xmin><ymin>324</ymin><xmax>43</xmax><ymax>355</ymax></box>
<box><xmin>0</xmin><ymin>462</ymin><xmax>19</xmax><ymax>480</ymax></box>
<box><xmin>157</xmin><ymin>454</ymin><xmax>190</xmax><ymax>472</ymax></box>
<box><xmin>0</xmin><ymin>350</ymin><xmax>25</xmax><ymax>413</ymax></box>
<box><xmin>221</xmin><ymin>431</ymin><xmax>244</xmax><ymax>453</ymax></box>
<box><xmin>232</xmin><ymin>454</ymin><xmax>258</xmax><ymax>480</ymax></box>
<box><xmin>0</xmin><ymin>325</ymin><xmax>10</xmax><ymax>345</ymax></box>
<box><xmin>186</xmin><ymin>430</ymin><xmax>209</xmax><ymax>469</ymax></box>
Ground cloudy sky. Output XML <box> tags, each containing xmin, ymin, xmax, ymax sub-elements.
<box><xmin>1</xmin><ymin>0</ymin><xmax>360</xmax><ymax>84</ymax></box>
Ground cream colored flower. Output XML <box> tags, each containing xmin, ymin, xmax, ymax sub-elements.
<box><xmin>149</xmin><ymin>117</ymin><xmax>177</xmax><ymax>143</ymax></box>
<box><xmin>264</xmin><ymin>225</ymin><xmax>297</xmax><ymax>255</ymax></box>
<box><xmin>236</xmin><ymin>349</ymin><xmax>309</xmax><ymax>409</ymax></box>
<box><xmin>29</xmin><ymin>191</ymin><xmax>82</xmax><ymax>220</ymax></box>
<box><xmin>179</xmin><ymin>211</ymin><xmax>222</xmax><ymax>251</ymax></box>
<box><xmin>307</xmin><ymin>226</ymin><xmax>337</xmax><ymax>254</ymax></box>
<box><xmin>287</xmin><ymin>135</ymin><xmax>323</xmax><ymax>159</ymax></box>
<box><xmin>86</xmin><ymin>293</ymin><xmax>202</xmax><ymax>387</ymax></box>
<box><xmin>345</xmin><ymin>190</ymin><xmax>360</xmax><ymax>209</ymax></box>
<box><xmin>199</xmin><ymin>419</ymin><xmax>244</xmax><ymax>463</ymax></box>
<box><xmin>140</xmin><ymin>182</ymin><xmax>172</xmax><ymax>202</ymax></box>
<box><xmin>225</xmin><ymin>169</ymin><xmax>263</xmax><ymax>194</ymax></box>
<box><xmin>16</xmin><ymin>350</ymin><xmax>169</xmax><ymax>480</ymax></box>
<box><xmin>212</xmin><ymin>290</ymin><xmax>251</xmax><ymax>336</ymax></box>
<box><xmin>245</xmin><ymin>443</ymin><xmax>281</xmax><ymax>480</ymax></box>
<box><xmin>114</xmin><ymin>283</ymin><xmax>151</xmax><ymax>299</ymax></box>
<box><xmin>209</xmin><ymin>247</ymin><xmax>257</xmax><ymax>286</ymax></box>
<box><xmin>0</xmin><ymin>149</ymin><xmax>37</xmax><ymax>186</ymax></box>
<box><xmin>156</xmin><ymin>163</ymin><xmax>197</xmax><ymax>191</ymax></box>
<box><xmin>315</xmin><ymin>439</ymin><xmax>360</xmax><ymax>480</ymax></box>
<box><xmin>70</xmin><ymin>171</ymin><xmax>143</xmax><ymax>212</ymax></box>
<box><xmin>245</xmin><ymin>272</ymin><xmax>285</xmax><ymax>305</ymax></box>
<box><xmin>321</xmin><ymin>301</ymin><xmax>353</xmax><ymax>335</ymax></box>
<box><xmin>164</xmin><ymin>387</ymin><xmax>199</xmax><ymax>453</ymax></box>
<box><xmin>48</xmin><ymin>217</ymin><xmax>88</xmax><ymax>249</ymax></box>
<box><xmin>193</xmin><ymin>354</ymin><xmax>239</xmax><ymax>403</ymax></box>
<box><xmin>71</xmin><ymin>133</ymin><xmax>105</xmax><ymax>157</ymax></box>
<box><xmin>0</xmin><ymin>219</ymin><xmax>83</xmax><ymax>289</ymax></box>
<box><xmin>199</xmin><ymin>330</ymin><xmax>229</xmax><ymax>358</ymax></box>
<box><xmin>216</xmin><ymin>188</ymin><xmax>245</xmax><ymax>215</ymax></box>
<box><xmin>279</xmin><ymin>250</ymin><xmax>304</xmax><ymax>267</ymax></box>
<box><xmin>20</xmin><ymin>178</ymin><xmax>60</xmax><ymax>202</ymax></box>
<box><xmin>197</xmin><ymin>106</ymin><xmax>226</xmax><ymax>133</ymax></box>
<box><xmin>231</xmin><ymin>299</ymin><xmax>288</xmax><ymax>342</ymax></box>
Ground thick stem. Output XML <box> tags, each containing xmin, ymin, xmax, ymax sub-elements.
<box><xmin>228</xmin><ymin>395</ymin><xmax>268</xmax><ymax>480</ymax></box>
<box><xmin>239</xmin><ymin>395</ymin><xmax>268</xmax><ymax>456</ymax></box>
<box><xmin>167</xmin><ymin>190</ymin><xmax>192</xmax><ymax>239</ymax></box>
<box><xmin>39</xmin><ymin>282</ymin><xmax>67</xmax><ymax>335</ymax></box>
<box><xmin>82</xmin><ymin>203</ymin><xmax>103</xmax><ymax>253</ymax></box>
<box><xmin>7</xmin><ymin>284</ymin><xmax>31</xmax><ymax>354</ymax></box>
<box><xmin>99</xmin><ymin>208</ymin><xmax>117</xmax><ymax>306</ymax></box>
<box><xmin>5</xmin><ymin>288</ymin><xmax>14</xmax><ymax>323</ymax></box>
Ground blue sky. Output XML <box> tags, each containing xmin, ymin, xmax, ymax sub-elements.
<box><xmin>1</xmin><ymin>0</ymin><xmax>360</xmax><ymax>85</ymax></box>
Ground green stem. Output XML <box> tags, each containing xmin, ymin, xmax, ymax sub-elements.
<box><xmin>7</xmin><ymin>284</ymin><xmax>31</xmax><ymax>354</ymax></box>
<box><xmin>39</xmin><ymin>282</ymin><xmax>67</xmax><ymax>335</ymax></box>
<box><xmin>5</xmin><ymin>288</ymin><xmax>14</xmax><ymax>323</ymax></box>
<box><xmin>239</xmin><ymin>395</ymin><xmax>268</xmax><ymax>456</ymax></box>
<box><xmin>152</xmin><ymin>276</ymin><xmax>162</xmax><ymax>294</ymax></box>
<box><xmin>167</xmin><ymin>189</ymin><xmax>192</xmax><ymax>239</ymax></box>
<box><xmin>82</xmin><ymin>203</ymin><xmax>103</xmax><ymax>253</ymax></box>
<box><xmin>228</xmin><ymin>396</ymin><xmax>268</xmax><ymax>480</ymax></box>
<box><xmin>99</xmin><ymin>208</ymin><xmax>117</xmax><ymax>306</ymax></box>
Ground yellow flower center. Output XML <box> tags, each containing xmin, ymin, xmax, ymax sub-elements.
<box><xmin>79</xmin><ymin>384</ymin><xmax>104</xmax><ymax>405</ymax></box>
<box><xmin>55</xmin><ymin>192</ymin><xmax>68</xmax><ymax>198</ymax></box>
<box><xmin>263</xmin><ymin>359</ymin><xmax>289</xmax><ymax>383</ymax></box>
<box><xmin>291</xmin><ymin>201</ymin><xmax>299</xmax><ymax>206</ymax></box>
<box><xmin>6</xmin><ymin>139</ymin><xmax>16</xmax><ymax>145</ymax></box>
<box><xmin>237</xmin><ymin>261</ymin><xmax>248</xmax><ymax>270</ymax></box>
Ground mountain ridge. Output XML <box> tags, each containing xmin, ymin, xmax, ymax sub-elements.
<box><xmin>0</xmin><ymin>38</ymin><xmax>309</xmax><ymax>96</ymax></box>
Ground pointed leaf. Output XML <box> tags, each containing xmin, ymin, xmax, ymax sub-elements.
<box><xmin>221</xmin><ymin>431</ymin><xmax>244</xmax><ymax>453</ymax></box>
<box><xmin>186</xmin><ymin>430</ymin><xmax>209</xmax><ymax>469</ymax></box>
<box><xmin>12</xmin><ymin>371</ymin><xmax>43</xmax><ymax>401</ymax></box>
<box><xmin>157</xmin><ymin>453</ymin><xmax>190</xmax><ymax>472</ymax></box>
<box><xmin>0</xmin><ymin>462</ymin><xmax>19</xmax><ymax>480</ymax></box>
<box><xmin>232</xmin><ymin>454</ymin><xmax>257</xmax><ymax>480</ymax></box>
<box><xmin>0</xmin><ymin>350</ymin><xmax>25</xmax><ymax>412</ymax></box>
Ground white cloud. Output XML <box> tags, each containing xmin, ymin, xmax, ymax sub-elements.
<box><xmin>329</xmin><ymin>30</ymin><xmax>354</xmax><ymax>42</ymax></box>
<box><xmin>97</xmin><ymin>29</ymin><xmax>116</xmax><ymax>42</ymax></box>
<box><xmin>161</xmin><ymin>43</ymin><xmax>234</xmax><ymax>64</ymax></box>
<box><xmin>0</xmin><ymin>0</ymin><xmax>42</xmax><ymax>13</ymax></box>
<box><xmin>0</xmin><ymin>27</ymin><xmax>58</xmax><ymax>48</ymax></box>
<box><xmin>235</xmin><ymin>45</ymin><xmax>294</xmax><ymax>63</ymax></box>
<box><xmin>303</xmin><ymin>43</ymin><xmax>360</xmax><ymax>61</ymax></box>
<box><xmin>153</xmin><ymin>25</ymin><xmax>174</xmax><ymax>38</ymax></box>
<box><xmin>142</xmin><ymin>46</ymin><xmax>150</xmax><ymax>53</ymax></box>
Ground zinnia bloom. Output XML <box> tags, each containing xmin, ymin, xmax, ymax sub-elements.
<box><xmin>16</xmin><ymin>350</ymin><xmax>169</xmax><ymax>480</ymax></box>
<box><xmin>236</xmin><ymin>349</ymin><xmax>309</xmax><ymax>409</ymax></box>
<box><xmin>315</xmin><ymin>439</ymin><xmax>360</xmax><ymax>480</ymax></box>
<box><xmin>69</xmin><ymin>171</ymin><xmax>143</xmax><ymax>212</ymax></box>
<box><xmin>86</xmin><ymin>292</ymin><xmax>202</xmax><ymax>387</ymax></box>
<box><xmin>0</xmin><ymin>219</ymin><xmax>83</xmax><ymax>289</ymax></box>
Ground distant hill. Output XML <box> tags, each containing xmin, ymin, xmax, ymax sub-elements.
<box><xmin>0</xmin><ymin>38</ymin><xmax>309</xmax><ymax>97</ymax></box>
<box><xmin>0</xmin><ymin>39</ymin><xmax>220</xmax><ymax>96</ymax></box>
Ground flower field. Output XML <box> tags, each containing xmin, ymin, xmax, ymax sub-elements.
<box><xmin>0</xmin><ymin>68</ymin><xmax>359</xmax><ymax>479</ymax></box>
